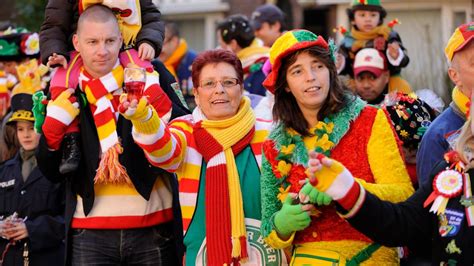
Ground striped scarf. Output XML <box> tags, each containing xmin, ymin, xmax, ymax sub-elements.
<box><xmin>193</xmin><ymin>97</ymin><xmax>255</xmax><ymax>265</ymax></box>
<box><xmin>79</xmin><ymin>60</ymin><xmax>131</xmax><ymax>185</ymax></box>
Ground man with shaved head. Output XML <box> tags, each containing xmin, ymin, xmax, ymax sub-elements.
<box><xmin>38</xmin><ymin>5</ymin><xmax>180</xmax><ymax>265</ymax></box>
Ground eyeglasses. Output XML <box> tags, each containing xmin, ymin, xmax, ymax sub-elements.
<box><xmin>199</xmin><ymin>78</ymin><xmax>240</xmax><ymax>89</ymax></box>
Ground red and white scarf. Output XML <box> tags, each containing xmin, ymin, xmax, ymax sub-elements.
<box><xmin>79</xmin><ymin>60</ymin><xmax>131</xmax><ymax>185</ymax></box>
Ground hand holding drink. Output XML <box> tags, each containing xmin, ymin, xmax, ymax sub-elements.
<box><xmin>124</xmin><ymin>67</ymin><xmax>146</xmax><ymax>102</ymax></box>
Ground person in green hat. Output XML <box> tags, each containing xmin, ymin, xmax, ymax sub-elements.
<box><xmin>259</xmin><ymin>29</ymin><xmax>413</xmax><ymax>265</ymax></box>
<box><xmin>336</xmin><ymin>0</ymin><xmax>412</xmax><ymax>94</ymax></box>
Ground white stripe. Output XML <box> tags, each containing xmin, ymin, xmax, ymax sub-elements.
<box><xmin>325</xmin><ymin>168</ymin><xmax>355</xmax><ymax>200</ymax></box>
<box><xmin>186</xmin><ymin>148</ymin><xmax>202</xmax><ymax>165</ymax></box>
<box><xmin>101</xmin><ymin>73</ymin><xmax>120</xmax><ymax>92</ymax></box>
<box><xmin>47</xmin><ymin>105</ymin><xmax>74</xmax><ymax>125</ymax></box>
<box><xmin>179</xmin><ymin>192</ymin><xmax>198</xmax><ymax>207</ymax></box>
<box><xmin>74</xmin><ymin>185</ymin><xmax>173</xmax><ymax>218</ymax></box>
<box><xmin>132</xmin><ymin>118</ymin><xmax>166</xmax><ymax>145</ymax></box>
<box><xmin>207</xmin><ymin>152</ymin><xmax>226</xmax><ymax>167</ymax></box>
<box><xmin>254</xmin><ymin>154</ymin><xmax>262</xmax><ymax>168</ymax></box>
<box><xmin>161</xmin><ymin>109</ymin><xmax>172</xmax><ymax>124</ymax></box>
<box><xmin>100</xmin><ymin>133</ymin><xmax>118</xmax><ymax>153</ymax></box>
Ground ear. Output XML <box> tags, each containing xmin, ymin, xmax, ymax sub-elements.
<box><xmin>285</xmin><ymin>87</ymin><xmax>290</xmax><ymax>93</ymax></box>
<box><xmin>72</xmin><ymin>34</ymin><xmax>80</xmax><ymax>52</ymax></box>
<box><xmin>229</xmin><ymin>39</ymin><xmax>240</xmax><ymax>51</ymax></box>
<box><xmin>448</xmin><ymin>67</ymin><xmax>461</xmax><ymax>87</ymax></box>
<box><xmin>192</xmin><ymin>87</ymin><xmax>200</xmax><ymax>106</ymax></box>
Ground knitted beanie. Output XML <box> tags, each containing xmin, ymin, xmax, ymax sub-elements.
<box><xmin>263</xmin><ymin>29</ymin><xmax>331</xmax><ymax>93</ymax></box>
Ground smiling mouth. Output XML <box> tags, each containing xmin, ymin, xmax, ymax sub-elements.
<box><xmin>305</xmin><ymin>86</ymin><xmax>321</xmax><ymax>92</ymax></box>
<box><xmin>212</xmin><ymin>100</ymin><xmax>229</xmax><ymax>104</ymax></box>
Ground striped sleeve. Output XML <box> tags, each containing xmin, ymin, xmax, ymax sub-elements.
<box><xmin>145</xmin><ymin>71</ymin><xmax>172</xmax><ymax>123</ymax></box>
<box><xmin>133</xmin><ymin>116</ymin><xmax>193</xmax><ymax>172</ymax></box>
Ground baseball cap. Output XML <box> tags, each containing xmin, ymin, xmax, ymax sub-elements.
<box><xmin>353</xmin><ymin>48</ymin><xmax>387</xmax><ymax>77</ymax></box>
<box><xmin>251</xmin><ymin>4</ymin><xmax>284</xmax><ymax>30</ymax></box>
<box><xmin>445</xmin><ymin>22</ymin><xmax>474</xmax><ymax>62</ymax></box>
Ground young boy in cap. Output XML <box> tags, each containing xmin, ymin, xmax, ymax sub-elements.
<box><xmin>250</xmin><ymin>4</ymin><xmax>287</xmax><ymax>47</ymax></box>
<box><xmin>337</xmin><ymin>0</ymin><xmax>411</xmax><ymax>93</ymax></box>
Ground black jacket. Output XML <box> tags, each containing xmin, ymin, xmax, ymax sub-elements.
<box><xmin>0</xmin><ymin>153</ymin><xmax>65</xmax><ymax>266</ymax></box>
<box><xmin>345</xmin><ymin>161</ymin><xmax>474</xmax><ymax>265</ymax></box>
<box><xmin>39</xmin><ymin>0</ymin><xmax>164</xmax><ymax>65</ymax></box>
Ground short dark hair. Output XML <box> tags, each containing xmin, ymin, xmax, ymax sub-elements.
<box><xmin>217</xmin><ymin>15</ymin><xmax>255</xmax><ymax>49</ymax></box>
<box><xmin>191</xmin><ymin>49</ymin><xmax>244</xmax><ymax>88</ymax></box>
<box><xmin>77</xmin><ymin>5</ymin><xmax>118</xmax><ymax>34</ymax></box>
<box><xmin>164</xmin><ymin>21</ymin><xmax>180</xmax><ymax>39</ymax></box>
<box><xmin>273</xmin><ymin>46</ymin><xmax>350</xmax><ymax>136</ymax></box>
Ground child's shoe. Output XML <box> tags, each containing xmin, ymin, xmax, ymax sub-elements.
<box><xmin>59</xmin><ymin>132</ymin><xmax>81</xmax><ymax>174</ymax></box>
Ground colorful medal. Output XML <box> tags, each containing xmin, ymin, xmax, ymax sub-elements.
<box><xmin>424</xmin><ymin>169</ymin><xmax>463</xmax><ymax>215</ymax></box>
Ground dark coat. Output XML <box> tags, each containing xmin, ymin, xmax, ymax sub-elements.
<box><xmin>0</xmin><ymin>153</ymin><xmax>65</xmax><ymax>266</ymax></box>
<box><xmin>344</xmin><ymin>160</ymin><xmax>474</xmax><ymax>265</ymax></box>
<box><xmin>39</xmin><ymin>0</ymin><xmax>164</xmax><ymax>66</ymax></box>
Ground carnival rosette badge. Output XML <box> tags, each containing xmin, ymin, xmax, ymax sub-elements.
<box><xmin>424</xmin><ymin>169</ymin><xmax>464</xmax><ymax>214</ymax></box>
<box><xmin>21</xmin><ymin>33</ymin><xmax>39</xmax><ymax>55</ymax></box>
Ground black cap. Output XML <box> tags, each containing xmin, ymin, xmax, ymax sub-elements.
<box><xmin>251</xmin><ymin>4</ymin><xmax>285</xmax><ymax>30</ymax></box>
<box><xmin>7</xmin><ymin>93</ymin><xmax>34</xmax><ymax>124</ymax></box>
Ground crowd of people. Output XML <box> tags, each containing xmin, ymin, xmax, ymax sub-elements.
<box><xmin>0</xmin><ymin>0</ymin><xmax>473</xmax><ymax>265</ymax></box>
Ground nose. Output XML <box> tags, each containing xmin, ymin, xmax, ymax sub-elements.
<box><xmin>97</xmin><ymin>43</ymin><xmax>108</xmax><ymax>56</ymax></box>
<box><xmin>305</xmin><ymin>69</ymin><xmax>317</xmax><ymax>82</ymax></box>
<box><xmin>214</xmin><ymin>82</ymin><xmax>225</xmax><ymax>94</ymax></box>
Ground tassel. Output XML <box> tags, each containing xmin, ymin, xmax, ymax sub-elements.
<box><xmin>231</xmin><ymin>237</ymin><xmax>241</xmax><ymax>259</ymax></box>
<box><xmin>239</xmin><ymin>235</ymin><xmax>249</xmax><ymax>260</ymax></box>
<box><xmin>94</xmin><ymin>143</ymin><xmax>132</xmax><ymax>185</ymax></box>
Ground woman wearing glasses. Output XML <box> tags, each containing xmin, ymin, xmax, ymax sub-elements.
<box><xmin>259</xmin><ymin>30</ymin><xmax>414</xmax><ymax>265</ymax></box>
<box><xmin>118</xmin><ymin>49</ymin><xmax>287</xmax><ymax>265</ymax></box>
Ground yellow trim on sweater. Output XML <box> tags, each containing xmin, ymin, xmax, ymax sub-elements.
<box><xmin>264</xmin><ymin>230</ymin><xmax>295</xmax><ymax>249</ymax></box>
<box><xmin>364</xmin><ymin>109</ymin><xmax>414</xmax><ymax>202</ymax></box>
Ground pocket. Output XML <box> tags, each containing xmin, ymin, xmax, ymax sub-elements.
<box><xmin>71</xmin><ymin>228</ymin><xmax>87</xmax><ymax>238</ymax></box>
<box><xmin>152</xmin><ymin>224</ymin><xmax>173</xmax><ymax>242</ymax></box>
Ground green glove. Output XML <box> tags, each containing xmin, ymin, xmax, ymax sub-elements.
<box><xmin>273</xmin><ymin>195</ymin><xmax>311</xmax><ymax>237</ymax></box>
<box><xmin>32</xmin><ymin>91</ymin><xmax>47</xmax><ymax>134</ymax></box>
<box><xmin>299</xmin><ymin>180</ymin><xmax>332</xmax><ymax>206</ymax></box>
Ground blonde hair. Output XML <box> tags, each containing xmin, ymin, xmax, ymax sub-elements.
<box><xmin>455</xmin><ymin>119</ymin><xmax>474</xmax><ymax>166</ymax></box>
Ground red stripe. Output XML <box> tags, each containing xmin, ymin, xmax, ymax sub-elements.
<box><xmin>71</xmin><ymin>208</ymin><xmax>173</xmax><ymax>229</ymax></box>
<box><xmin>87</xmin><ymin>78</ymin><xmax>110</xmax><ymax>100</ymax></box>
<box><xmin>178</xmin><ymin>179</ymin><xmax>199</xmax><ymax>193</ymax></box>
<box><xmin>146</xmin><ymin>84</ymin><xmax>172</xmax><ymax>117</ymax></box>
<box><xmin>42</xmin><ymin>116</ymin><xmax>68</xmax><ymax>150</ymax></box>
<box><xmin>337</xmin><ymin>182</ymin><xmax>360</xmax><ymax>210</ymax></box>
<box><xmin>205</xmin><ymin>164</ymin><xmax>232</xmax><ymax>265</ymax></box>
<box><xmin>94</xmin><ymin>108</ymin><xmax>115</xmax><ymax>127</ymax></box>
<box><xmin>183</xmin><ymin>218</ymin><xmax>191</xmax><ymax>232</ymax></box>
